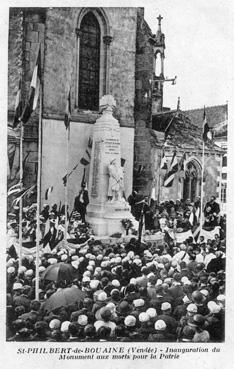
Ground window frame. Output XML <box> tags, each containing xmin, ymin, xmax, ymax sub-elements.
<box><xmin>75</xmin><ymin>8</ymin><xmax>111</xmax><ymax>113</ymax></box>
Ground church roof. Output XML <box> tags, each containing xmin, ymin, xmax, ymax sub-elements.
<box><xmin>183</xmin><ymin>104</ymin><xmax>228</xmax><ymax>129</ymax></box>
<box><xmin>151</xmin><ymin>110</ymin><xmax>223</xmax><ymax>153</ymax></box>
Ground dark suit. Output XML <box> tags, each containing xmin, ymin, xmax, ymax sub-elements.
<box><xmin>43</xmin><ymin>227</ymin><xmax>58</xmax><ymax>250</ymax></box>
<box><xmin>74</xmin><ymin>190</ymin><xmax>89</xmax><ymax>222</ymax></box>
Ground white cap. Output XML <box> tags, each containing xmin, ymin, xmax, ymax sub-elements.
<box><xmin>82</xmin><ymin>276</ymin><xmax>90</xmax><ymax>283</ymax></box>
<box><xmin>187</xmin><ymin>304</ymin><xmax>198</xmax><ymax>313</ymax></box>
<box><xmin>7</xmin><ymin>266</ymin><xmax>15</xmax><ymax>274</ymax></box>
<box><xmin>146</xmin><ymin>308</ymin><xmax>157</xmax><ymax>318</ymax></box>
<box><xmin>161</xmin><ymin>302</ymin><xmax>171</xmax><ymax>311</ymax></box>
<box><xmin>133</xmin><ymin>299</ymin><xmax>145</xmax><ymax>307</ymax></box>
<box><xmin>124</xmin><ymin>315</ymin><xmax>136</xmax><ymax>327</ymax></box>
<box><xmin>98</xmin><ymin>292</ymin><xmax>107</xmax><ymax>302</ymax></box>
<box><xmin>139</xmin><ymin>312</ymin><xmax>150</xmax><ymax>322</ymax></box>
<box><xmin>155</xmin><ymin>320</ymin><xmax>166</xmax><ymax>331</ymax></box>
<box><xmin>77</xmin><ymin>314</ymin><xmax>88</xmax><ymax>326</ymax></box>
<box><xmin>90</xmin><ymin>280</ymin><xmax>100</xmax><ymax>290</ymax></box>
<box><xmin>112</xmin><ymin>279</ymin><xmax>120</xmax><ymax>288</ymax></box>
<box><xmin>13</xmin><ymin>282</ymin><xmax>23</xmax><ymax>290</ymax></box>
<box><xmin>60</xmin><ymin>321</ymin><xmax>71</xmax><ymax>332</ymax></box>
<box><xmin>49</xmin><ymin>319</ymin><xmax>61</xmax><ymax>329</ymax></box>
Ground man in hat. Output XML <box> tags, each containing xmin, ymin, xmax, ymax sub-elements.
<box><xmin>42</xmin><ymin>218</ymin><xmax>58</xmax><ymax>250</ymax></box>
<box><xmin>74</xmin><ymin>184</ymin><xmax>89</xmax><ymax>223</ymax></box>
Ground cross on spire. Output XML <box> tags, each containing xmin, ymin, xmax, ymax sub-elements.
<box><xmin>157</xmin><ymin>14</ymin><xmax>163</xmax><ymax>27</ymax></box>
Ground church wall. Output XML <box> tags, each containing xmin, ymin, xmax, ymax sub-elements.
<box><xmin>43</xmin><ymin>7</ymin><xmax>137</xmax><ymax>128</ymax></box>
<box><xmin>158</xmin><ymin>149</ymin><xmax>222</xmax><ymax>205</ymax></box>
<box><xmin>133</xmin><ymin>10</ymin><xmax>155</xmax><ymax>196</ymax></box>
<box><xmin>41</xmin><ymin>119</ymin><xmax>134</xmax><ymax>209</ymax></box>
<box><xmin>8</xmin><ymin>8</ymin><xmax>23</xmax><ymax>112</ymax></box>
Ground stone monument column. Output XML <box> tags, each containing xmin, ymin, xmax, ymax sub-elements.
<box><xmin>86</xmin><ymin>95</ymin><xmax>133</xmax><ymax>236</ymax></box>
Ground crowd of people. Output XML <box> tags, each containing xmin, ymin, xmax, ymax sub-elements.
<box><xmin>6</xmin><ymin>192</ymin><xmax>226</xmax><ymax>342</ymax></box>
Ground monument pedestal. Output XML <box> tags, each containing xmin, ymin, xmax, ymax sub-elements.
<box><xmin>86</xmin><ymin>95</ymin><xmax>135</xmax><ymax>237</ymax></box>
<box><xmin>87</xmin><ymin>200</ymin><xmax>134</xmax><ymax>236</ymax></box>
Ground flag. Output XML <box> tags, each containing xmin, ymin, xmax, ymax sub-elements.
<box><xmin>7</xmin><ymin>182</ymin><xmax>21</xmax><ymax>196</ymax></box>
<box><xmin>64</xmin><ymin>89</ymin><xmax>71</xmax><ymax>129</ymax></box>
<box><xmin>81</xmin><ymin>168</ymin><xmax>87</xmax><ymax>189</ymax></box>
<box><xmin>80</xmin><ymin>137</ymin><xmax>93</xmax><ymax>166</ymax></box>
<box><xmin>150</xmin><ymin>185</ymin><xmax>156</xmax><ymax>201</ymax></box>
<box><xmin>45</xmin><ymin>186</ymin><xmax>53</xmax><ymax>200</ymax></box>
<box><xmin>195</xmin><ymin>206</ymin><xmax>200</xmax><ymax>221</ymax></box>
<box><xmin>87</xmin><ymin>136</ymin><xmax>93</xmax><ymax>149</ymax></box>
<box><xmin>179</xmin><ymin>152</ymin><xmax>186</xmax><ymax>181</ymax></box>
<box><xmin>163</xmin><ymin>151</ymin><xmax>178</xmax><ymax>187</ymax></box>
<box><xmin>202</xmin><ymin>107</ymin><xmax>213</xmax><ymax>142</ymax></box>
<box><xmin>62</xmin><ymin>162</ymin><xmax>80</xmax><ymax>185</ymax></box>
<box><xmin>192</xmin><ymin>225</ymin><xmax>200</xmax><ymax>241</ymax></box>
<box><xmin>11</xmin><ymin>184</ymin><xmax>36</xmax><ymax>207</ymax></box>
<box><xmin>189</xmin><ymin>210</ymin><xmax>194</xmax><ymax>226</ymax></box>
<box><xmin>20</xmin><ymin>46</ymin><xmax>41</xmax><ymax>124</ymax></box>
<box><xmin>80</xmin><ymin>157</ymin><xmax>90</xmax><ymax>166</ymax></box>
<box><xmin>160</xmin><ymin>150</ymin><xmax>167</xmax><ymax>170</ymax></box>
<box><xmin>138</xmin><ymin>164</ymin><xmax>145</xmax><ymax>175</ymax></box>
<box><xmin>13</xmin><ymin>79</ymin><xmax>23</xmax><ymax>128</ymax></box>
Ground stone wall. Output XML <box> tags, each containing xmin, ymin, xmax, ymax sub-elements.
<box><xmin>41</xmin><ymin>119</ymin><xmax>134</xmax><ymax>208</ymax></box>
<box><xmin>132</xmin><ymin>9</ymin><xmax>156</xmax><ymax>196</ymax></box>
<box><xmin>8</xmin><ymin>8</ymin><xmax>23</xmax><ymax>112</ymax></box>
<box><xmin>159</xmin><ymin>149</ymin><xmax>222</xmax><ymax>204</ymax></box>
<box><xmin>134</xmin><ymin>8</ymin><xmax>154</xmax><ymax>125</ymax></box>
<box><xmin>43</xmin><ymin>7</ymin><xmax>137</xmax><ymax>128</ymax></box>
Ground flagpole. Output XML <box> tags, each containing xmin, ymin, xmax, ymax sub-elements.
<box><xmin>65</xmin><ymin>125</ymin><xmax>70</xmax><ymax>247</ymax></box>
<box><xmin>200</xmin><ymin>139</ymin><xmax>205</xmax><ymax>235</ymax></box>
<box><xmin>18</xmin><ymin>123</ymin><xmax>24</xmax><ymax>267</ymax></box>
<box><xmin>35</xmin><ymin>83</ymin><xmax>42</xmax><ymax>301</ymax></box>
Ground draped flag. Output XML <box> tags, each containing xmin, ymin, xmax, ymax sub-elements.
<box><xmin>81</xmin><ymin>168</ymin><xmax>87</xmax><ymax>189</ymax></box>
<box><xmin>160</xmin><ymin>150</ymin><xmax>167</xmax><ymax>170</ymax></box>
<box><xmin>163</xmin><ymin>151</ymin><xmax>178</xmax><ymax>187</ymax></box>
<box><xmin>13</xmin><ymin>79</ymin><xmax>23</xmax><ymax>128</ymax></box>
<box><xmin>11</xmin><ymin>184</ymin><xmax>36</xmax><ymax>207</ymax></box>
<box><xmin>7</xmin><ymin>182</ymin><xmax>21</xmax><ymax>196</ymax></box>
<box><xmin>150</xmin><ymin>186</ymin><xmax>156</xmax><ymax>201</ymax></box>
<box><xmin>45</xmin><ymin>186</ymin><xmax>53</xmax><ymax>200</ymax></box>
<box><xmin>62</xmin><ymin>162</ymin><xmax>80</xmax><ymax>186</ymax></box>
<box><xmin>80</xmin><ymin>137</ymin><xmax>93</xmax><ymax>166</ymax></box>
<box><xmin>179</xmin><ymin>152</ymin><xmax>186</xmax><ymax>182</ymax></box>
<box><xmin>20</xmin><ymin>46</ymin><xmax>41</xmax><ymax>124</ymax></box>
<box><xmin>137</xmin><ymin>164</ymin><xmax>145</xmax><ymax>175</ymax></box>
<box><xmin>64</xmin><ymin>89</ymin><xmax>71</xmax><ymax>130</ymax></box>
<box><xmin>202</xmin><ymin>106</ymin><xmax>213</xmax><ymax>142</ymax></box>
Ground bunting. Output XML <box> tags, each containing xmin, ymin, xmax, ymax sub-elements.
<box><xmin>45</xmin><ymin>186</ymin><xmax>53</xmax><ymax>200</ymax></box>
<box><xmin>13</xmin><ymin>79</ymin><xmax>23</xmax><ymax>129</ymax></box>
<box><xmin>64</xmin><ymin>89</ymin><xmax>71</xmax><ymax>130</ymax></box>
<box><xmin>163</xmin><ymin>151</ymin><xmax>178</xmax><ymax>187</ymax></box>
<box><xmin>179</xmin><ymin>152</ymin><xmax>186</xmax><ymax>182</ymax></box>
<box><xmin>203</xmin><ymin>106</ymin><xmax>213</xmax><ymax>142</ymax></box>
<box><xmin>20</xmin><ymin>46</ymin><xmax>41</xmax><ymax>124</ymax></box>
<box><xmin>160</xmin><ymin>150</ymin><xmax>167</xmax><ymax>170</ymax></box>
<box><xmin>11</xmin><ymin>184</ymin><xmax>36</xmax><ymax>207</ymax></box>
<box><xmin>80</xmin><ymin>137</ymin><xmax>93</xmax><ymax>166</ymax></box>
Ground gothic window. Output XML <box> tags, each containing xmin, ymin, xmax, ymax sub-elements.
<box><xmin>78</xmin><ymin>12</ymin><xmax>100</xmax><ymax>111</ymax></box>
<box><xmin>222</xmin><ymin>155</ymin><xmax>227</xmax><ymax>167</ymax></box>
<box><xmin>183</xmin><ymin>161</ymin><xmax>201</xmax><ymax>202</ymax></box>
<box><xmin>221</xmin><ymin>183</ymin><xmax>227</xmax><ymax>203</ymax></box>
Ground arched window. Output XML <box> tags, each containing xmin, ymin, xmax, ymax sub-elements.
<box><xmin>183</xmin><ymin>160</ymin><xmax>201</xmax><ymax>202</ymax></box>
<box><xmin>75</xmin><ymin>8</ymin><xmax>111</xmax><ymax>113</ymax></box>
<box><xmin>155</xmin><ymin>51</ymin><xmax>162</xmax><ymax>77</ymax></box>
<box><xmin>78</xmin><ymin>12</ymin><xmax>100</xmax><ymax>111</ymax></box>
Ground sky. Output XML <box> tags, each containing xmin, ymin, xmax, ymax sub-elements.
<box><xmin>144</xmin><ymin>0</ymin><xmax>233</xmax><ymax>111</ymax></box>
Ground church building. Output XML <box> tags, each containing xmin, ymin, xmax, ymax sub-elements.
<box><xmin>8</xmin><ymin>7</ymin><xmax>227</xmax><ymax>210</ymax></box>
